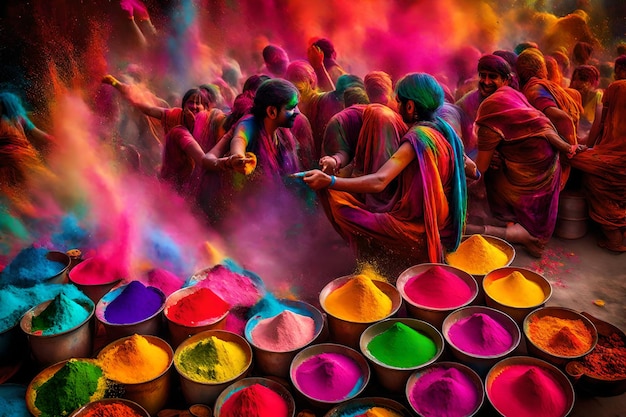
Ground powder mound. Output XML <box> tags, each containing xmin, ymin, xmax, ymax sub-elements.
<box><xmin>354</xmin><ymin>407</ymin><xmax>403</xmax><ymax>417</ymax></box>
<box><xmin>294</xmin><ymin>352</ymin><xmax>362</xmax><ymax>402</ymax></box>
<box><xmin>251</xmin><ymin>309</ymin><xmax>316</xmax><ymax>352</ymax></box>
<box><xmin>448</xmin><ymin>312</ymin><xmax>513</xmax><ymax>356</ymax></box>
<box><xmin>410</xmin><ymin>367</ymin><xmax>480</xmax><ymax>417</ymax></box>
<box><xmin>548</xmin><ymin>326</ymin><xmax>586</xmax><ymax>354</ymax></box>
<box><xmin>445</xmin><ymin>235</ymin><xmax>508</xmax><ymax>275</ymax></box>
<box><xmin>324</xmin><ymin>275</ymin><xmax>392</xmax><ymax>322</ymax></box>
<box><xmin>528</xmin><ymin>315</ymin><xmax>593</xmax><ymax>357</ymax></box>
<box><xmin>404</xmin><ymin>266</ymin><xmax>473</xmax><ymax>308</ymax></box>
<box><xmin>1</xmin><ymin>246</ymin><xmax>66</xmax><ymax>287</ymax></box>
<box><xmin>196</xmin><ymin>265</ymin><xmax>262</xmax><ymax>308</ymax></box>
<box><xmin>167</xmin><ymin>287</ymin><xmax>230</xmax><ymax>326</ymax></box>
<box><xmin>68</xmin><ymin>255</ymin><xmax>122</xmax><ymax>285</ymax></box>
<box><xmin>581</xmin><ymin>333</ymin><xmax>626</xmax><ymax>379</ymax></box>
<box><xmin>485</xmin><ymin>271</ymin><xmax>545</xmax><ymax>307</ymax></box>
<box><xmin>219</xmin><ymin>383</ymin><xmax>288</xmax><ymax>417</ymax></box>
<box><xmin>175</xmin><ymin>336</ymin><xmax>249</xmax><ymax>383</ymax></box>
<box><xmin>98</xmin><ymin>334</ymin><xmax>170</xmax><ymax>383</ymax></box>
<box><xmin>367</xmin><ymin>322</ymin><xmax>437</xmax><ymax>367</ymax></box>
<box><xmin>31</xmin><ymin>293</ymin><xmax>90</xmax><ymax>335</ymax></box>
<box><xmin>145</xmin><ymin>268</ymin><xmax>185</xmax><ymax>297</ymax></box>
<box><xmin>104</xmin><ymin>281</ymin><xmax>163</xmax><ymax>324</ymax></box>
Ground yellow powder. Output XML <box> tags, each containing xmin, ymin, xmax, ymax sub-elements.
<box><xmin>361</xmin><ymin>408</ymin><xmax>403</xmax><ymax>417</ymax></box>
<box><xmin>174</xmin><ymin>336</ymin><xmax>248</xmax><ymax>383</ymax></box>
<box><xmin>98</xmin><ymin>334</ymin><xmax>170</xmax><ymax>383</ymax></box>
<box><xmin>484</xmin><ymin>271</ymin><xmax>546</xmax><ymax>307</ymax></box>
<box><xmin>445</xmin><ymin>235</ymin><xmax>509</xmax><ymax>275</ymax></box>
<box><xmin>324</xmin><ymin>275</ymin><xmax>393</xmax><ymax>322</ymax></box>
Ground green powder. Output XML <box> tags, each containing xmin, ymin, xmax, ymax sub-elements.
<box><xmin>31</xmin><ymin>293</ymin><xmax>90</xmax><ymax>335</ymax></box>
<box><xmin>367</xmin><ymin>322</ymin><xmax>437</xmax><ymax>368</ymax></box>
<box><xmin>34</xmin><ymin>359</ymin><xmax>104</xmax><ymax>417</ymax></box>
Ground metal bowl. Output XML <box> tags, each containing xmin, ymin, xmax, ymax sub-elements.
<box><xmin>290</xmin><ymin>342</ymin><xmax>370</xmax><ymax>410</ymax></box>
<box><xmin>20</xmin><ymin>297</ymin><xmax>95</xmax><ymax>368</ymax></box>
<box><xmin>396</xmin><ymin>263</ymin><xmax>478</xmax><ymax>330</ymax></box>
<box><xmin>485</xmin><ymin>356</ymin><xmax>575</xmax><ymax>417</ymax></box>
<box><xmin>324</xmin><ymin>397</ymin><xmax>413</xmax><ymax>417</ymax></box>
<box><xmin>523</xmin><ymin>306</ymin><xmax>598</xmax><ymax>367</ymax></box>
<box><xmin>483</xmin><ymin>267</ymin><xmax>552</xmax><ymax>326</ymax></box>
<box><xmin>96</xmin><ymin>335</ymin><xmax>174</xmax><ymax>415</ymax></box>
<box><xmin>244</xmin><ymin>299</ymin><xmax>325</xmax><ymax>378</ymax></box>
<box><xmin>164</xmin><ymin>285</ymin><xmax>230</xmax><ymax>348</ymax></box>
<box><xmin>213</xmin><ymin>377</ymin><xmax>296</xmax><ymax>417</ymax></box>
<box><xmin>68</xmin><ymin>257</ymin><xmax>122</xmax><ymax>304</ymax></box>
<box><xmin>44</xmin><ymin>251</ymin><xmax>72</xmax><ymax>284</ymax></box>
<box><xmin>69</xmin><ymin>398</ymin><xmax>150</xmax><ymax>417</ymax></box>
<box><xmin>173</xmin><ymin>329</ymin><xmax>253</xmax><ymax>406</ymax></box>
<box><xmin>406</xmin><ymin>362</ymin><xmax>485</xmax><ymax>417</ymax></box>
<box><xmin>319</xmin><ymin>275</ymin><xmax>402</xmax><ymax>349</ymax></box>
<box><xmin>359</xmin><ymin>318</ymin><xmax>444</xmax><ymax>393</ymax></box>
<box><xmin>442</xmin><ymin>306</ymin><xmax>521</xmax><ymax>377</ymax></box>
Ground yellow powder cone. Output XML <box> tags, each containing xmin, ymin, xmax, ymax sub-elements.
<box><xmin>446</xmin><ymin>235</ymin><xmax>509</xmax><ymax>275</ymax></box>
<box><xmin>98</xmin><ymin>334</ymin><xmax>170</xmax><ymax>383</ymax></box>
<box><xmin>485</xmin><ymin>271</ymin><xmax>545</xmax><ymax>307</ymax></box>
<box><xmin>325</xmin><ymin>275</ymin><xmax>393</xmax><ymax>322</ymax></box>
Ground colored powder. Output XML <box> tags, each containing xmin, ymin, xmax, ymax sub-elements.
<box><xmin>0</xmin><ymin>384</ymin><xmax>30</xmax><ymax>417</ymax></box>
<box><xmin>104</xmin><ymin>281</ymin><xmax>163</xmax><ymax>324</ymax></box>
<box><xmin>409</xmin><ymin>366</ymin><xmax>481</xmax><ymax>417</ymax></box>
<box><xmin>324</xmin><ymin>275</ymin><xmax>392</xmax><ymax>322</ymax></box>
<box><xmin>580</xmin><ymin>332</ymin><xmax>626</xmax><ymax>379</ymax></box>
<box><xmin>1</xmin><ymin>246</ymin><xmax>66</xmax><ymax>287</ymax></box>
<box><xmin>167</xmin><ymin>287</ymin><xmax>230</xmax><ymax>326</ymax></box>
<box><xmin>31</xmin><ymin>292</ymin><xmax>90</xmax><ymax>335</ymax></box>
<box><xmin>0</xmin><ymin>283</ymin><xmax>89</xmax><ymax>332</ymax></box>
<box><xmin>195</xmin><ymin>264</ymin><xmax>262</xmax><ymax>307</ymax></box>
<box><xmin>367</xmin><ymin>322</ymin><xmax>437</xmax><ymax>368</ymax></box>
<box><xmin>251</xmin><ymin>309</ymin><xmax>316</xmax><ymax>352</ymax></box>
<box><xmin>445</xmin><ymin>235</ymin><xmax>509</xmax><ymax>275</ymax></box>
<box><xmin>219</xmin><ymin>383</ymin><xmax>288</xmax><ymax>417</ymax></box>
<box><xmin>34</xmin><ymin>359</ymin><xmax>107</xmax><ymax>417</ymax></box>
<box><xmin>294</xmin><ymin>352</ymin><xmax>363</xmax><ymax>402</ymax></box>
<box><xmin>404</xmin><ymin>266</ymin><xmax>473</xmax><ymax>308</ymax></box>
<box><xmin>175</xmin><ymin>335</ymin><xmax>248</xmax><ymax>383</ymax></box>
<box><xmin>527</xmin><ymin>315</ymin><xmax>594</xmax><ymax>356</ymax></box>
<box><xmin>98</xmin><ymin>334</ymin><xmax>170</xmax><ymax>383</ymax></box>
<box><xmin>69</xmin><ymin>256</ymin><xmax>122</xmax><ymax>285</ymax></box>
<box><xmin>80</xmin><ymin>401</ymin><xmax>143</xmax><ymax>417</ymax></box>
<box><xmin>489</xmin><ymin>364</ymin><xmax>569</xmax><ymax>417</ymax></box>
<box><xmin>353</xmin><ymin>408</ymin><xmax>403</xmax><ymax>417</ymax></box>
<box><xmin>144</xmin><ymin>268</ymin><xmax>185</xmax><ymax>297</ymax></box>
<box><xmin>484</xmin><ymin>271</ymin><xmax>545</xmax><ymax>307</ymax></box>
<box><xmin>447</xmin><ymin>313</ymin><xmax>514</xmax><ymax>356</ymax></box>
<box><xmin>248</xmin><ymin>292</ymin><xmax>285</xmax><ymax>319</ymax></box>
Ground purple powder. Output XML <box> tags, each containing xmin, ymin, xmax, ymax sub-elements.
<box><xmin>294</xmin><ymin>352</ymin><xmax>363</xmax><ymax>402</ymax></box>
<box><xmin>447</xmin><ymin>312</ymin><xmax>514</xmax><ymax>356</ymax></box>
<box><xmin>409</xmin><ymin>366</ymin><xmax>481</xmax><ymax>417</ymax></box>
<box><xmin>104</xmin><ymin>281</ymin><xmax>163</xmax><ymax>324</ymax></box>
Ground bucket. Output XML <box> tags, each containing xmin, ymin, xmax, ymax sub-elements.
<box><xmin>555</xmin><ymin>191</ymin><xmax>588</xmax><ymax>239</ymax></box>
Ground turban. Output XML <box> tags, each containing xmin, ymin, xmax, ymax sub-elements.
<box><xmin>516</xmin><ymin>49</ymin><xmax>548</xmax><ymax>84</ymax></box>
<box><xmin>478</xmin><ymin>54</ymin><xmax>512</xmax><ymax>79</ymax></box>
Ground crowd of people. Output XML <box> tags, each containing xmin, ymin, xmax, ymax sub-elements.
<box><xmin>2</xmin><ymin>2</ymin><xmax>626</xmax><ymax>276</ymax></box>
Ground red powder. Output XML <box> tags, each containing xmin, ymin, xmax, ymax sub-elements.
<box><xmin>404</xmin><ymin>266</ymin><xmax>473</xmax><ymax>308</ymax></box>
<box><xmin>489</xmin><ymin>365</ymin><xmax>569</xmax><ymax>417</ymax></box>
<box><xmin>219</xmin><ymin>383</ymin><xmax>289</xmax><ymax>417</ymax></box>
<box><xmin>581</xmin><ymin>333</ymin><xmax>626</xmax><ymax>379</ymax></box>
<box><xmin>167</xmin><ymin>287</ymin><xmax>230</xmax><ymax>326</ymax></box>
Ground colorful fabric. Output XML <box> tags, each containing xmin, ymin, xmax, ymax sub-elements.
<box><xmin>475</xmin><ymin>86</ymin><xmax>562</xmax><ymax>240</ymax></box>
<box><xmin>302</xmin><ymin>91</ymin><xmax>344</xmax><ymax>160</ymax></box>
<box><xmin>158</xmin><ymin>125</ymin><xmax>198</xmax><ymax>193</ymax></box>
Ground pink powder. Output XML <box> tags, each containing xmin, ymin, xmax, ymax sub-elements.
<box><xmin>143</xmin><ymin>268</ymin><xmax>185</xmax><ymax>297</ymax></box>
<box><xmin>69</xmin><ymin>256</ymin><xmax>123</xmax><ymax>285</ymax></box>
<box><xmin>489</xmin><ymin>365</ymin><xmax>569</xmax><ymax>417</ymax></box>
<box><xmin>251</xmin><ymin>310</ymin><xmax>316</xmax><ymax>352</ymax></box>
<box><xmin>447</xmin><ymin>312</ymin><xmax>514</xmax><ymax>356</ymax></box>
<box><xmin>404</xmin><ymin>266</ymin><xmax>473</xmax><ymax>308</ymax></box>
<box><xmin>294</xmin><ymin>352</ymin><xmax>363</xmax><ymax>402</ymax></box>
<box><xmin>196</xmin><ymin>265</ymin><xmax>262</xmax><ymax>307</ymax></box>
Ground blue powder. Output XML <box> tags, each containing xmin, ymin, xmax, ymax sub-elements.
<box><xmin>248</xmin><ymin>293</ymin><xmax>285</xmax><ymax>319</ymax></box>
<box><xmin>0</xmin><ymin>283</ymin><xmax>90</xmax><ymax>332</ymax></box>
<box><xmin>104</xmin><ymin>281</ymin><xmax>164</xmax><ymax>324</ymax></box>
<box><xmin>31</xmin><ymin>293</ymin><xmax>91</xmax><ymax>335</ymax></box>
<box><xmin>1</xmin><ymin>246</ymin><xmax>66</xmax><ymax>287</ymax></box>
<box><xmin>144</xmin><ymin>229</ymin><xmax>186</xmax><ymax>277</ymax></box>
<box><xmin>51</xmin><ymin>213</ymin><xmax>90</xmax><ymax>250</ymax></box>
<box><xmin>0</xmin><ymin>384</ymin><xmax>30</xmax><ymax>417</ymax></box>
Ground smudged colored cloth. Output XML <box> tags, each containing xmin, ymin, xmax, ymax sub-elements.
<box><xmin>475</xmin><ymin>86</ymin><xmax>562</xmax><ymax>240</ymax></box>
<box><xmin>323</xmin><ymin>105</ymin><xmax>466</xmax><ymax>263</ymax></box>
<box><xmin>569</xmin><ymin>80</ymin><xmax>626</xmax><ymax>231</ymax></box>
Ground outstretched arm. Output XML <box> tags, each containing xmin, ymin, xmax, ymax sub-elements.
<box><xmin>102</xmin><ymin>74</ymin><xmax>166</xmax><ymax>120</ymax></box>
<box><xmin>307</xmin><ymin>45</ymin><xmax>334</xmax><ymax>92</ymax></box>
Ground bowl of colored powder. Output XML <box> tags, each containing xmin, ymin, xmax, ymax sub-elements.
<box><xmin>442</xmin><ymin>306</ymin><xmax>521</xmax><ymax>377</ymax></box>
<box><xmin>173</xmin><ymin>329</ymin><xmax>253</xmax><ymax>406</ymax></box>
<box><xmin>524</xmin><ymin>306</ymin><xmax>598</xmax><ymax>367</ymax></box>
<box><xmin>483</xmin><ymin>267</ymin><xmax>552</xmax><ymax>325</ymax></box>
<box><xmin>68</xmin><ymin>256</ymin><xmax>123</xmax><ymax>304</ymax></box>
<box><xmin>164</xmin><ymin>285</ymin><xmax>230</xmax><ymax>348</ymax></box>
<box><xmin>20</xmin><ymin>294</ymin><xmax>95</xmax><ymax>368</ymax></box>
<box><xmin>486</xmin><ymin>356</ymin><xmax>575</xmax><ymax>417</ymax></box>
<box><xmin>69</xmin><ymin>398</ymin><xmax>150</xmax><ymax>417</ymax></box>
<box><xmin>97</xmin><ymin>334</ymin><xmax>174</xmax><ymax>415</ymax></box>
<box><xmin>213</xmin><ymin>377</ymin><xmax>296</xmax><ymax>417</ymax></box>
<box><xmin>96</xmin><ymin>281</ymin><xmax>166</xmax><ymax>342</ymax></box>
<box><xmin>290</xmin><ymin>342</ymin><xmax>371</xmax><ymax>410</ymax></box>
<box><xmin>319</xmin><ymin>274</ymin><xmax>402</xmax><ymax>349</ymax></box>
<box><xmin>406</xmin><ymin>361</ymin><xmax>485</xmax><ymax>417</ymax></box>
<box><xmin>245</xmin><ymin>299</ymin><xmax>325</xmax><ymax>379</ymax></box>
<box><xmin>359</xmin><ymin>318</ymin><xmax>444</xmax><ymax>393</ymax></box>
<box><xmin>323</xmin><ymin>396</ymin><xmax>413</xmax><ymax>417</ymax></box>
<box><xmin>25</xmin><ymin>358</ymin><xmax>121</xmax><ymax>417</ymax></box>
<box><xmin>0</xmin><ymin>384</ymin><xmax>30</xmax><ymax>417</ymax></box>
<box><xmin>564</xmin><ymin>312</ymin><xmax>626</xmax><ymax>397</ymax></box>
<box><xmin>396</xmin><ymin>263</ymin><xmax>478</xmax><ymax>330</ymax></box>
<box><xmin>1</xmin><ymin>247</ymin><xmax>71</xmax><ymax>286</ymax></box>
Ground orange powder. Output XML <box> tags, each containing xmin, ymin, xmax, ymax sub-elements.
<box><xmin>527</xmin><ymin>315</ymin><xmax>594</xmax><ymax>357</ymax></box>
<box><xmin>484</xmin><ymin>271</ymin><xmax>546</xmax><ymax>307</ymax></box>
<box><xmin>324</xmin><ymin>275</ymin><xmax>392</xmax><ymax>322</ymax></box>
<box><xmin>445</xmin><ymin>235</ymin><xmax>509</xmax><ymax>275</ymax></box>
<box><xmin>243</xmin><ymin>152</ymin><xmax>257</xmax><ymax>175</ymax></box>
<box><xmin>98</xmin><ymin>334</ymin><xmax>170</xmax><ymax>383</ymax></box>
